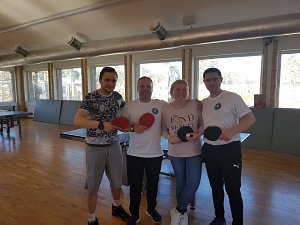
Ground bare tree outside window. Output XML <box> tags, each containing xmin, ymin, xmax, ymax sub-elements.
<box><xmin>138</xmin><ymin>61</ymin><xmax>182</xmax><ymax>102</ymax></box>
<box><xmin>59</xmin><ymin>68</ymin><xmax>82</xmax><ymax>100</ymax></box>
<box><xmin>279</xmin><ymin>53</ymin><xmax>300</xmax><ymax>108</ymax></box>
<box><xmin>0</xmin><ymin>71</ymin><xmax>15</xmax><ymax>102</ymax></box>
<box><xmin>197</xmin><ymin>55</ymin><xmax>262</xmax><ymax>106</ymax></box>
<box><xmin>28</xmin><ymin>71</ymin><xmax>49</xmax><ymax>100</ymax></box>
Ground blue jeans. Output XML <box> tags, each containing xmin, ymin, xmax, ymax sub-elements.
<box><xmin>169</xmin><ymin>154</ymin><xmax>203</xmax><ymax>212</ymax></box>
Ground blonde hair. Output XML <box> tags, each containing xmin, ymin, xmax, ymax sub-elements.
<box><xmin>170</xmin><ymin>79</ymin><xmax>189</xmax><ymax>98</ymax></box>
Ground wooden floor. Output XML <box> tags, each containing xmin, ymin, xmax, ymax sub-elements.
<box><xmin>1</xmin><ymin>119</ymin><xmax>300</xmax><ymax>225</ymax></box>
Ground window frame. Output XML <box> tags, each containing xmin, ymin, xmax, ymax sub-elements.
<box><xmin>194</xmin><ymin>53</ymin><xmax>263</xmax><ymax>106</ymax></box>
<box><xmin>56</xmin><ymin>67</ymin><xmax>82</xmax><ymax>100</ymax></box>
<box><xmin>135</xmin><ymin>59</ymin><xmax>182</xmax><ymax>102</ymax></box>
<box><xmin>91</xmin><ymin>64</ymin><xmax>126</xmax><ymax>98</ymax></box>
<box><xmin>0</xmin><ymin>70</ymin><xmax>16</xmax><ymax>102</ymax></box>
<box><xmin>277</xmin><ymin>50</ymin><xmax>300</xmax><ymax>108</ymax></box>
<box><xmin>27</xmin><ymin>70</ymin><xmax>50</xmax><ymax>101</ymax></box>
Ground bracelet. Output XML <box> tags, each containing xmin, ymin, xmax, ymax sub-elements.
<box><xmin>98</xmin><ymin>121</ymin><xmax>104</xmax><ymax>130</ymax></box>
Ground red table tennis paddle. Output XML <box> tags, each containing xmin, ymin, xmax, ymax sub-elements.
<box><xmin>111</xmin><ymin>116</ymin><xmax>130</xmax><ymax>129</ymax></box>
<box><xmin>177</xmin><ymin>126</ymin><xmax>194</xmax><ymax>142</ymax></box>
<box><xmin>139</xmin><ymin>113</ymin><xmax>155</xmax><ymax>128</ymax></box>
<box><xmin>204</xmin><ymin>126</ymin><xmax>222</xmax><ymax>141</ymax></box>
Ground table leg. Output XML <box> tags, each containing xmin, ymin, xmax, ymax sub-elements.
<box><xmin>0</xmin><ymin>121</ymin><xmax>3</xmax><ymax>133</ymax></box>
<box><xmin>6</xmin><ymin>119</ymin><xmax>10</xmax><ymax>135</ymax></box>
<box><xmin>18</xmin><ymin>118</ymin><xmax>22</xmax><ymax>136</ymax></box>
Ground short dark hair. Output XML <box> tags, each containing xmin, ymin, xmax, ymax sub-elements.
<box><xmin>99</xmin><ymin>67</ymin><xmax>118</xmax><ymax>80</ymax></box>
<box><xmin>137</xmin><ymin>76</ymin><xmax>153</xmax><ymax>85</ymax></box>
<box><xmin>203</xmin><ymin>67</ymin><xmax>222</xmax><ymax>79</ymax></box>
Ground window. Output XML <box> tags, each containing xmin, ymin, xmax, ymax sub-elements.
<box><xmin>0</xmin><ymin>70</ymin><xmax>15</xmax><ymax>102</ymax></box>
<box><xmin>57</xmin><ymin>68</ymin><xmax>82</xmax><ymax>100</ymax></box>
<box><xmin>279</xmin><ymin>52</ymin><xmax>300</xmax><ymax>108</ymax></box>
<box><xmin>28</xmin><ymin>70</ymin><xmax>49</xmax><ymax>101</ymax></box>
<box><xmin>196</xmin><ymin>55</ymin><xmax>262</xmax><ymax>106</ymax></box>
<box><xmin>137</xmin><ymin>61</ymin><xmax>182</xmax><ymax>102</ymax></box>
<box><xmin>94</xmin><ymin>65</ymin><xmax>125</xmax><ymax>98</ymax></box>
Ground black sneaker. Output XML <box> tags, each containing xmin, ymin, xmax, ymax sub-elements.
<box><xmin>112</xmin><ymin>205</ymin><xmax>130</xmax><ymax>221</ymax></box>
<box><xmin>127</xmin><ymin>216</ymin><xmax>140</xmax><ymax>225</ymax></box>
<box><xmin>88</xmin><ymin>218</ymin><xmax>99</xmax><ymax>225</ymax></box>
<box><xmin>146</xmin><ymin>209</ymin><xmax>162</xmax><ymax>223</ymax></box>
<box><xmin>209</xmin><ymin>217</ymin><xmax>226</xmax><ymax>225</ymax></box>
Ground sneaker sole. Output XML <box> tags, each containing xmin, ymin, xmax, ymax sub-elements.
<box><xmin>145</xmin><ymin>211</ymin><xmax>163</xmax><ymax>223</ymax></box>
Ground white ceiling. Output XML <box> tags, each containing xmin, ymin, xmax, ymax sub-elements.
<box><xmin>0</xmin><ymin>0</ymin><xmax>300</xmax><ymax>61</ymax></box>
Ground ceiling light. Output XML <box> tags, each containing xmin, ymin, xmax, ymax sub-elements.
<box><xmin>149</xmin><ymin>20</ymin><xmax>167</xmax><ymax>40</ymax></box>
<box><xmin>66</xmin><ymin>36</ymin><xmax>82</xmax><ymax>50</ymax></box>
<box><xmin>14</xmin><ymin>45</ymin><xmax>28</xmax><ymax>57</ymax></box>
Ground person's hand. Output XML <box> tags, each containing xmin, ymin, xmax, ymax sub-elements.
<box><xmin>168</xmin><ymin>135</ymin><xmax>181</xmax><ymax>144</ymax></box>
<box><xmin>133</xmin><ymin>124</ymin><xmax>147</xmax><ymax>134</ymax></box>
<box><xmin>103</xmin><ymin>121</ymin><xmax>117</xmax><ymax>133</ymax></box>
<box><xmin>219</xmin><ymin>130</ymin><xmax>234</xmax><ymax>141</ymax></box>
<box><xmin>185</xmin><ymin>130</ymin><xmax>203</xmax><ymax>142</ymax></box>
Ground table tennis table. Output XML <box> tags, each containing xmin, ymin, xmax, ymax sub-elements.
<box><xmin>60</xmin><ymin>128</ymin><xmax>130</xmax><ymax>143</ymax></box>
<box><xmin>60</xmin><ymin>128</ymin><xmax>250</xmax><ymax>172</ymax></box>
<box><xmin>61</xmin><ymin>128</ymin><xmax>249</xmax><ymax>148</ymax></box>
<box><xmin>0</xmin><ymin>110</ymin><xmax>32</xmax><ymax>136</ymax></box>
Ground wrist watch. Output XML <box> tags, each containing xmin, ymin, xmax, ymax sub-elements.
<box><xmin>98</xmin><ymin>121</ymin><xmax>104</xmax><ymax>130</ymax></box>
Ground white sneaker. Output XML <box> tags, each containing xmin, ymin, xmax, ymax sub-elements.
<box><xmin>181</xmin><ymin>212</ymin><xmax>188</xmax><ymax>225</ymax></box>
<box><xmin>170</xmin><ymin>208</ymin><xmax>184</xmax><ymax>225</ymax></box>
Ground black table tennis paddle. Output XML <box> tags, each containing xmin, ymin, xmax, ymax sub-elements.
<box><xmin>177</xmin><ymin>126</ymin><xmax>194</xmax><ymax>142</ymax></box>
<box><xmin>204</xmin><ymin>126</ymin><xmax>222</xmax><ymax>141</ymax></box>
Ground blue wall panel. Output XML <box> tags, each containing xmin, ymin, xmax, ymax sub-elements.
<box><xmin>33</xmin><ymin>100</ymin><xmax>62</xmax><ymax>123</ymax></box>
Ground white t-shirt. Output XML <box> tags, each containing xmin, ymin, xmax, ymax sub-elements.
<box><xmin>202</xmin><ymin>90</ymin><xmax>251</xmax><ymax>145</ymax></box>
<box><xmin>122</xmin><ymin>99</ymin><xmax>166</xmax><ymax>157</ymax></box>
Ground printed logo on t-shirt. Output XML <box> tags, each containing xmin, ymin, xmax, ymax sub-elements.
<box><xmin>170</xmin><ymin>114</ymin><xmax>195</xmax><ymax>131</ymax></box>
<box><xmin>214</xmin><ymin>103</ymin><xmax>222</xmax><ymax>110</ymax></box>
<box><xmin>152</xmin><ymin>108</ymin><xmax>159</xmax><ymax>114</ymax></box>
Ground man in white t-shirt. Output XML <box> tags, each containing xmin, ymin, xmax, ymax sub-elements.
<box><xmin>122</xmin><ymin>76</ymin><xmax>166</xmax><ymax>225</ymax></box>
<box><xmin>201</xmin><ymin>68</ymin><xmax>256</xmax><ymax>225</ymax></box>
